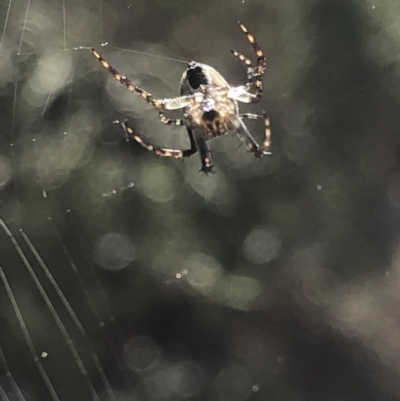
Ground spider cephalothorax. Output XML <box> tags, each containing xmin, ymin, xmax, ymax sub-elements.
<box><xmin>92</xmin><ymin>22</ymin><xmax>271</xmax><ymax>174</ymax></box>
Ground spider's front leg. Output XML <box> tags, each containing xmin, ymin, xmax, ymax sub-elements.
<box><xmin>92</xmin><ymin>48</ymin><xmax>194</xmax><ymax>111</ymax></box>
<box><xmin>230</xmin><ymin>50</ymin><xmax>255</xmax><ymax>82</ymax></box>
<box><xmin>230</xmin><ymin>22</ymin><xmax>266</xmax><ymax>103</ymax></box>
<box><xmin>121</xmin><ymin>120</ymin><xmax>197</xmax><ymax>158</ymax></box>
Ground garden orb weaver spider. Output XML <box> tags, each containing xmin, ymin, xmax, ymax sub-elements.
<box><xmin>92</xmin><ymin>22</ymin><xmax>271</xmax><ymax>174</ymax></box>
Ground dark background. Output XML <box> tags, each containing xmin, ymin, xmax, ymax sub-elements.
<box><xmin>1</xmin><ymin>0</ymin><xmax>400</xmax><ymax>400</ymax></box>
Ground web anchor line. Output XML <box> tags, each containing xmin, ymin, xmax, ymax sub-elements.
<box><xmin>0</xmin><ymin>219</ymin><xmax>109</xmax><ymax>401</ymax></box>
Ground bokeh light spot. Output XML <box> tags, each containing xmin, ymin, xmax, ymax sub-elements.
<box><xmin>0</xmin><ymin>155</ymin><xmax>12</xmax><ymax>189</ymax></box>
<box><xmin>216</xmin><ymin>365</ymin><xmax>253</xmax><ymax>401</ymax></box>
<box><xmin>123</xmin><ymin>336</ymin><xmax>161</xmax><ymax>372</ymax></box>
<box><xmin>242</xmin><ymin>227</ymin><xmax>281</xmax><ymax>265</ymax></box>
<box><xmin>184</xmin><ymin>253</ymin><xmax>222</xmax><ymax>292</ymax></box>
<box><xmin>93</xmin><ymin>232</ymin><xmax>135</xmax><ymax>271</ymax></box>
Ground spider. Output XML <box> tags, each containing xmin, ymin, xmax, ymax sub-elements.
<box><xmin>92</xmin><ymin>22</ymin><xmax>271</xmax><ymax>174</ymax></box>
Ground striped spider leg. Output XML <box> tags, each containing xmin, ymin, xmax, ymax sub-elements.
<box><xmin>119</xmin><ymin>120</ymin><xmax>197</xmax><ymax>159</ymax></box>
<box><xmin>229</xmin><ymin>23</ymin><xmax>270</xmax><ymax>155</ymax></box>
<box><xmin>92</xmin><ymin>50</ymin><xmax>194</xmax><ymax>113</ymax></box>
<box><xmin>92</xmin><ymin>48</ymin><xmax>197</xmax><ymax>158</ymax></box>
<box><xmin>231</xmin><ymin>22</ymin><xmax>267</xmax><ymax>103</ymax></box>
<box><xmin>238</xmin><ymin>111</ymin><xmax>271</xmax><ymax>156</ymax></box>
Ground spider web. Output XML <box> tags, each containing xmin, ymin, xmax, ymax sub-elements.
<box><xmin>1</xmin><ymin>0</ymin><xmax>400</xmax><ymax>400</ymax></box>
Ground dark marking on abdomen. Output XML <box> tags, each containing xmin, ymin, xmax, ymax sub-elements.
<box><xmin>203</xmin><ymin>110</ymin><xmax>218</xmax><ymax>121</ymax></box>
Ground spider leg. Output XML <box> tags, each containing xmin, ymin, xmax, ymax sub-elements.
<box><xmin>158</xmin><ymin>112</ymin><xmax>184</xmax><ymax>126</ymax></box>
<box><xmin>92</xmin><ymin>49</ymin><xmax>194</xmax><ymax>110</ymax></box>
<box><xmin>120</xmin><ymin>120</ymin><xmax>197</xmax><ymax>158</ymax></box>
<box><xmin>231</xmin><ymin>50</ymin><xmax>253</xmax><ymax>68</ymax></box>
<box><xmin>239</xmin><ymin>111</ymin><xmax>272</xmax><ymax>153</ymax></box>
<box><xmin>236</xmin><ymin>22</ymin><xmax>266</xmax><ymax>102</ymax></box>
<box><xmin>192</xmin><ymin>128</ymin><xmax>215</xmax><ymax>174</ymax></box>
<box><xmin>230</xmin><ymin>50</ymin><xmax>256</xmax><ymax>83</ymax></box>
<box><xmin>239</xmin><ymin>113</ymin><xmax>261</xmax><ymax>119</ymax></box>
<box><xmin>230</xmin><ymin>113</ymin><xmax>271</xmax><ymax>157</ymax></box>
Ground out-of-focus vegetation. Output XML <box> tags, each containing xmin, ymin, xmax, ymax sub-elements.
<box><xmin>1</xmin><ymin>0</ymin><xmax>400</xmax><ymax>399</ymax></box>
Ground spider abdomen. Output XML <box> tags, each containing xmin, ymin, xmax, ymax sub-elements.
<box><xmin>203</xmin><ymin>117</ymin><xmax>230</xmax><ymax>138</ymax></box>
<box><xmin>203</xmin><ymin>110</ymin><xmax>218</xmax><ymax>121</ymax></box>
<box><xmin>184</xmin><ymin>87</ymin><xmax>238</xmax><ymax>139</ymax></box>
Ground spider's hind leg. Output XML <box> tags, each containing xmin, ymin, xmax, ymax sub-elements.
<box><xmin>231</xmin><ymin>112</ymin><xmax>271</xmax><ymax>157</ymax></box>
<box><xmin>191</xmin><ymin>128</ymin><xmax>215</xmax><ymax>174</ymax></box>
<box><xmin>239</xmin><ymin>111</ymin><xmax>271</xmax><ymax>154</ymax></box>
<box><xmin>120</xmin><ymin>120</ymin><xmax>197</xmax><ymax>158</ymax></box>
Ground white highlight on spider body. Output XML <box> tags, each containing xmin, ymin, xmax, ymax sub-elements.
<box><xmin>201</xmin><ymin>95</ymin><xmax>216</xmax><ymax>112</ymax></box>
<box><xmin>228</xmin><ymin>85</ymin><xmax>257</xmax><ymax>103</ymax></box>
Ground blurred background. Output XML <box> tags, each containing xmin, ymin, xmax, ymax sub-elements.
<box><xmin>1</xmin><ymin>0</ymin><xmax>400</xmax><ymax>399</ymax></box>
